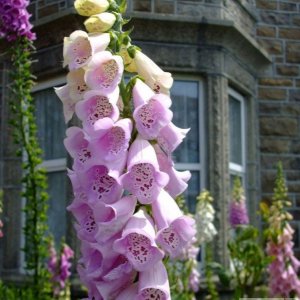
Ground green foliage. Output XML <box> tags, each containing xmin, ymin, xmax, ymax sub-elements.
<box><xmin>232</xmin><ymin>177</ymin><xmax>243</xmax><ymax>202</ymax></box>
<box><xmin>0</xmin><ymin>281</ymin><xmax>51</xmax><ymax>300</ymax></box>
<box><xmin>8</xmin><ymin>37</ymin><xmax>51</xmax><ymax>299</ymax></box>
<box><xmin>214</xmin><ymin>225</ymin><xmax>271</xmax><ymax>299</ymax></box>
<box><xmin>165</xmin><ymin>258</ymin><xmax>197</xmax><ymax>300</ymax></box>
<box><xmin>261</xmin><ymin>161</ymin><xmax>293</xmax><ymax>242</ymax></box>
<box><xmin>204</xmin><ymin>244</ymin><xmax>219</xmax><ymax>300</ymax></box>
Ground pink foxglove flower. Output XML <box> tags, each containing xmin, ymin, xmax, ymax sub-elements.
<box><xmin>155</xmin><ymin>144</ymin><xmax>191</xmax><ymax>197</ymax></box>
<box><xmin>0</xmin><ymin>220</ymin><xmax>3</xmax><ymax>238</ymax></box>
<box><xmin>75</xmin><ymin>89</ymin><xmax>120</xmax><ymax>131</ymax></box>
<box><xmin>134</xmin><ymin>51</ymin><xmax>173</xmax><ymax>94</ymax></box>
<box><xmin>62</xmin><ymin>1</ymin><xmax>195</xmax><ymax>297</ymax></box>
<box><xmin>63</xmin><ymin>31</ymin><xmax>110</xmax><ymax>70</ymax></box>
<box><xmin>152</xmin><ymin>190</ymin><xmax>196</xmax><ymax>258</ymax></box>
<box><xmin>85</xmin><ymin>51</ymin><xmax>124</xmax><ymax>93</ymax></box>
<box><xmin>68</xmin><ymin>200</ymin><xmax>99</xmax><ymax>243</ymax></box>
<box><xmin>47</xmin><ymin>242</ymin><xmax>74</xmax><ymax>297</ymax></box>
<box><xmin>55</xmin><ymin>68</ymin><xmax>89</xmax><ymax>123</ymax></box>
<box><xmin>138</xmin><ymin>261</ymin><xmax>171</xmax><ymax>300</ymax></box>
<box><xmin>0</xmin><ymin>0</ymin><xmax>36</xmax><ymax>41</ymax></box>
<box><xmin>89</xmin><ymin>118</ymin><xmax>132</xmax><ymax>165</ymax></box>
<box><xmin>132</xmin><ymin>79</ymin><xmax>173</xmax><ymax>139</ymax></box>
<box><xmin>116</xmin><ymin>283</ymin><xmax>139</xmax><ymax>300</ymax></box>
<box><xmin>157</xmin><ymin>122</ymin><xmax>190</xmax><ymax>156</ymax></box>
<box><xmin>77</xmin><ymin>165</ymin><xmax>123</xmax><ymax>205</ymax></box>
<box><xmin>64</xmin><ymin>127</ymin><xmax>96</xmax><ymax>171</ymax></box>
<box><xmin>119</xmin><ymin>137</ymin><xmax>169</xmax><ymax>204</ymax></box>
<box><xmin>229</xmin><ymin>195</ymin><xmax>249</xmax><ymax>227</ymax></box>
<box><xmin>113</xmin><ymin>209</ymin><xmax>164</xmax><ymax>272</ymax></box>
<box><xmin>94</xmin><ymin>195</ymin><xmax>137</xmax><ymax>242</ymax></box>
<box><xmin>267</xmin><ymin>223</ymin><xmax>300</xmax><ymax>297</ymax></box>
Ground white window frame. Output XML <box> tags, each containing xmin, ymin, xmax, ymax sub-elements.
<box><xmin>32</xmin><ymin>76</ymin><xmax>67</xmax><ymax>172</ymax></box>
<box><xmin>173</xmin><ymin>75</ymin><xmax>205</xmax><ymax>193</ymax></box>
<box><xmin>228</xmin><ymin>87</ymin><xmax>246</xmax><ymax>183</ymax></box>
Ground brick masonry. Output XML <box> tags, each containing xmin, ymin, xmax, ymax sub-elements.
<box><xmin>256</xmin><ymin>0</ymin><xmax>300</xmax><ymax>254</ymax></box>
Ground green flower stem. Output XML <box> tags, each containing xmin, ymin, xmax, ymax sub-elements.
<box><xmin>9</xmin><ymin>37</ymin><xmax>50</xmax><ymax>299</ymax></box>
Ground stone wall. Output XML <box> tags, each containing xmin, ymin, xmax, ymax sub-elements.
<box><xmin>256</xmin><ymin>0</ymin><xmax>300</xmax><ymax>255</ymax></box>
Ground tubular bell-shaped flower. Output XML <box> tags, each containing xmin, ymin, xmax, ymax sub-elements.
<box><xmin>113</xmin><ymin>209</ymin><xmax>164</xmax><ymax>272</ymax></box>
<box><xmin>155</xmin><ymin>145</ymin><xmax>191</xmax><ymax>197</ymax></box>
<box><xmin>119</xmin><ymin>137</ymin><xmax>169</xmax><ymax>204</ymax></box>
<box><xmin>64</xmin><ymin>127</ymin><xmax>96</xmax><ymax>171</ymax></box>
<box><xmin>63</xmin><ymin>30</ymin><xmax>110</xmax><ymax>70</ymax></box>
<box><xmin>94</xmin><ymin>195</ymin><xmax>137</xmax><ymax>242</ymax></box>
<box><xmin>74</xmin><ymin>0</ymin><xmax>110</xmax><ymax>16</ymax></box>
<box><xmin>75</xmin><ymin>88</ymin><xmax>120</xmax><ymax>132</ymax></box>
<box><xmin>116</xmin><ymin>283</ymin><xmax>139</xmax><ymax>300</ymax></box>
<box><xmin>85</xmin><ymin>51</ymin><xmax>124</xmax><ymax>93</ymax></box>
<box><xmin>132</xmin><ymin>79</ymin><xmax>173</xmax><ymax>140</ymax></box>
<box><xmin>78</xmin><ymin>164</ymin><xmax>123</xmax><ymax>205</ymax></box>
<box><xmin>152</xmin><ymin>190</ymin><xmax>196</xmax><ymax>258</ymax></box>
<box><xmin>90</xmin><ymin>117</ymin><xmax>132</xmax><ymax>160</ymax></box>
<box><xmin>84</xmin><ymin>12</ymin><xmax>116</xmax><ymax>33</ymax></box>
<box><xmin>134</xmin><ymin>51</ymin><xmax>173</xmax><ymax>94</ymax></box>
<box><xmin>138</xmin><ymin>261</ymin><xmax>171</xmax><ymax>300</ymax></box>
<box><xmin>55</xmin><ymin>68</ymin><xmax>89</xmax><ymax>123</ymax></box>
<box><xmin>157</xmin><ymin>122</ymin><xmax>190</xmax><ymax>156</ymax></box>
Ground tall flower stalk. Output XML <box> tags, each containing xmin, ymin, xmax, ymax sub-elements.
<box><xmin>0</xmin><ymin>2</ymin><xmax>50</xmax><ymax>298</ymax></box>
<box><xmin>262</xmin><ymin>162</ymin><xmax>300</xmax><ymax>298</ymax></box>
<box><xmin>59</xmin><ymin>0</ymin><xmax>196</xmax><ymax>298</ymax></box>
<box><xmin>229</xmin><ymin>177</ymin><xmax>249</xmax><ymax>227</ymax></box>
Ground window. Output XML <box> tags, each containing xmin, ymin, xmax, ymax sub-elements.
<box><xmin>32</xmin><ymin>77</ymin><xmax>67</xmax><ymax>245</ymax></box>
<box><xmin>228</xmin><ymin>87</ymin><xmax>246</xmax><ymax>187</ymax></box>
<box><xmin>171</xmin><ymin>79</ymin><xmax>204</xmax><ymax>212</ymax></box>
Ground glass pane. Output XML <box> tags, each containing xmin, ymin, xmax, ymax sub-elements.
<box><xmin>34</xmin><ymin>88</ymin><xmax>66</xmax><ymax>160</ymax></box>
<box><xmin>171</xmin><ymin>81</ymin><xmax>200</xmax><ymax>164</ymax></box>
<box><xmin>229</xmin><ymin>96</ymin><xmax>242</xmax><ymax>165</ymax></box>
<box><xmin>183</xmin><ymin>171</ymin><xmax>200</xmax><ymax>213</ymax></box>
<box><xmin>47</xmin><ymin>171</ymin><xmax>67</xmax><ymax>244</ymax></box>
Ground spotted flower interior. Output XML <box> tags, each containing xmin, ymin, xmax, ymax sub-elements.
<box><xmin>59</xmin><ymin>0</ymin><xmax>195</xmax><ymax>298</ymax></box>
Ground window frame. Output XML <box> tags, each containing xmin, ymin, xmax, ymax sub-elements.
<box><xmin>171</xmin><ymin>75</ymin><xmax>205</xmax><ymax>209</ymax></box>
<box><xmin>228</xmin><ymin>87</ymin><xmax>246</xmax><ymax>183</ymax></box>
<box><xmin>32</xmin><ymin>76</ymin><xmax>67</xmax><ymax>172</ymax></box>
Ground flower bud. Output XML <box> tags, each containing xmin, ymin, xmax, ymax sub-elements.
<box><xmin>84</xmin><ymin>12</ymin><xmax>116</xmax><ymax>33</ymax></box>
<box><xmin>74</xmin><ymin>0</ymin><xmax>109</xmax><ymax>16</ymax></box>
<box><xmin>120</xmin><ymin>46</ymin><xmax>137</xmax><ymax>73</ymax></box>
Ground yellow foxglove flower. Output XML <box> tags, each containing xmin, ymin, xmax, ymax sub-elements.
<box><xmin>74</xmin><ymin>0</ymin><xmax>109</xmax><ymax>16</ymax></box>
<box><xmin>84</xmin><ymin>12</ymin><xmax>116</xmax><ymax>33</ymax></box>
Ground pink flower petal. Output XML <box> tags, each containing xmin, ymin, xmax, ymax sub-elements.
<box><xmin>157</xmin><ymin>122</ymin><xmax>190</xmax><ymax>155</ymax></box>
<box><xmin>113</xmin><ymin>210</ymin><xmax>164</xmax><ymax>272</ymax></box>
<box><xmin>85</xmin><ymin>51</ymin><xmax>124</xmax><ymax>94</ymax></box>
<box><xmin>75</xmin><ymin>88</ymin><xmax>120</xmax><ymax>133</ymax></box>
<box><xmin>78</xmin><ymin>165</ymin><xmax>123</xmax><ymax>205</ymax></box>
<box><xmin>138</xmin><ymin>261</ymin><xmax>171</xmax><ymax>300</ymax></box>
<box><xmin>152</xmin><ymin>190</ymin><xmax>196</xmax><ymax>258</ymax></box>
<box><xmin>155</xmin><ymin>145</ymin><xmax>191</xmax><ymax>197</ymax></box>
<box><xmin>119</xmin><ymin>137</ymin><xmax>168</xmax><ymax>204</ymax></box>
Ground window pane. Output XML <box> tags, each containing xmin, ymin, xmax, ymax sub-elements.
<box><xmin>47</xmin><ymin>171</ymin><xmax>67</xmax><ymax>244</ymax></box>
<box><xmin>171</xmin><ymin>81</ymin><xmax>200</xmax><ymax>164</ymax></box>
<box><xmin>34</xmin><ymin>88</ymin><xmax>66</xmax><ymax>160</ymax></box>
<box><xmin>229</xmin><ymin>96</ymin><xmax>242</xmax><ymax>165</ymax></box>
<box><xmin>183</xmin><ymin>171</ymin><xmax>200</xmax><ymax>213</ymax></box>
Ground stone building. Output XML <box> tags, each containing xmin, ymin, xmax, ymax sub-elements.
<box><xmin>0</xmin><ymin>0</ymin><xmax>299</xmax><ymax>295</ymax></box>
